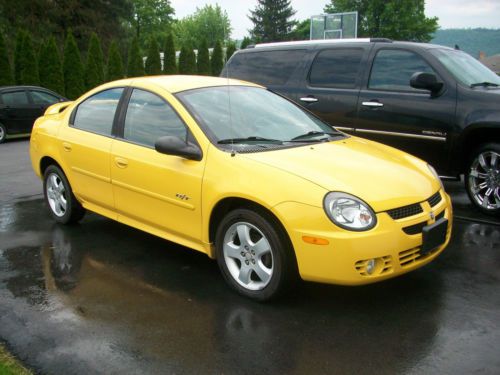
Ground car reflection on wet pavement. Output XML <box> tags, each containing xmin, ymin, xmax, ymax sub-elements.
<box><xmin>0</xmin><ymin>197</ymin><xmax>499</xmax><ymax>374</ymax></box>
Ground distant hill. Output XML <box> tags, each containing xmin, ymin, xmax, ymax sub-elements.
<box><xmin>431</xmin><ymin>28</ymin><xmax>500</xmax><ymax>58</ymax></box>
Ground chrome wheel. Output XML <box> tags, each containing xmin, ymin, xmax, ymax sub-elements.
<box><xmin>46</xmin><ymin>173</ymin><xmax>68</xmax><ymax>217</ymax></box>
<box><xmin>223</xmin><ymin>221</ymin><xmax>274</xmax><ymax>291</ymax></box>
<box><xmin>468</xmin><ymin>151</ymin><xmax>500</xmax><ymax>210</ymax></box>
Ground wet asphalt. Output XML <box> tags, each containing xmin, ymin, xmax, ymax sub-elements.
<box><xmin>1</xmin><ymin>139</ymin><xmax>499</xmax><ymax>375</ymax></box>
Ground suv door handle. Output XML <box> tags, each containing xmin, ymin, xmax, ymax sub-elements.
<box><xmin>362</xmin><ymin>101</ymin><xmax>384</xmax><ymax>108</ymax></box>
<box><xmin>300</xmin><ymin>96</ymin><xmax>318</xmax><ymax>103</ymax></box>
<box><xmin>114</xmin><ymin>157</ymin><xmax>128</xmax><ymax>168</ymax></box>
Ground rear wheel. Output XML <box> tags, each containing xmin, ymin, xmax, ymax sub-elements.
<box><xmin>465</xmin><ymin>143</ymin><xmax>500</xmax><ymax>216</ymax></box>
<box><xmin>215</xmin><ymin>208</ymin><xmax>297</xmax><ymax>301</ymax></box>
<box><xmin>0</xmin><ymin>123</ymin><xmax>6</xmax><ymax>144</ymax></box>
<box><xmin>43</xmin><ymin>165</ymin><xmax>85</xmax><ymax>224</ymax></box>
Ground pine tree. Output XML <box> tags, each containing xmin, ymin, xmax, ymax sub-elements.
<box><xmin>0</xmin><ymin>33</ymin><xmax>14</xmax><ymax>86</ymax></box>
<box><xmin>127</xmin><ymin>36</ymin><xmax>144</xmax><ymax>77</ymax></box>
<box><xmin>249</xmin><ymin>0</ymin><xmax>297</xmax><ymax>42</ymax></box>
<box><xmin>178</xmin><ymin>45</ymin><xmax>196</xmax><ymax>74</ymax></box>
<box><xmin>145</xmin><ymin>38</ymin><xmax>161</xmax><ymax>75</ymax></box>
<box><xmin>163</xmin><ymin>33</ymin><xmax>177</xmax><ymax>74</ymax></box>
<box><xmin>19</xmin><ymin>32</ymin><xmax>39</xmax><ymax>85</ymax></box>
<box><xmin>106</xmin><ymin>40</ymin><xmax>124</xmax><ymax>82</ymax></box>
<box><xmin>210</xmin><ymin>40</ymin><xmax>223</xmax><ymax>76</ymax></box>
<box><xmin>14</xmin><ymin>30</ymin><xmax>25</xmax><ymax>84</ymax></box>
<box><xmin>63</xmin><ymin>31</ymin><xmax>85</xmax><ymax>100</ymax></box>
<box><xmin>240</xmin><ymin>36</ymin><xmax>252</xmax><ymax>49</ymax></box>
<box><xmin>39</xmin><ymin>37</ymin><xmax>64</xmax><ymax>94</ymax></box>
<box><xmin>196</xmin><ymin>39</ymin><xmax>210</xmax><ymax>75</ymax></box>
<box><xmin>225</xmin><ymin>42</ymin><xmax>236</xmax><ymax>61</ymax></box>
<box><xmin>85</xmin><ymin>33</ymin><xmax>105</xmax><ymax>89</ymax></box>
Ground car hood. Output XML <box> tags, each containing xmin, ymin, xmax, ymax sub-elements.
<box><xmin>241</xmin><ymin>137</ymin><xmax>439</xmax><ymax>212</ymax></box>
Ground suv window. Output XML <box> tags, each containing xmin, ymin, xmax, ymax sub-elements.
<box><xmin>1</xmin><ymin>91</ymin><xmax>29</xmax><ymax>106</ymax></box>
<box><xmin>228</xmin><ymin>50</ymin><xmax>306</xmax><ymax>86</ymax></box>
<box><xmin>73</xmin><ymin>88</ymin><xmax>123</xmax><ymax>135</ymax></box>
<box><xmin>123</xmin><ymin>89</ymin><xmax>187</xmax><ymax>147</ymax></box>
<box><xmin>309</xmin><ymin>48</ymin><xmax>364</xmax><ymax>88</ymax></box>
<box><xmin>369</xmin><ymin>49</ymin><xmax>435</xmax><ymax>91</ymax></box>
<box><xmin>30</xmin><ymin>90</ymin><xmax>60</xmax><ymax>105</ymax></box>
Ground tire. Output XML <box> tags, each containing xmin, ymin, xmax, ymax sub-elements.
<box><xmin>215</xmin><ymin>208</ymin><xmax>297</xmax><ymax>301</ymax></box>
<box><xmin>0</xmin><ymin>123</ymin><xmax>6</xmax><ymax>144</ymax></box>
<box><xmin>465</xmin><ymin>143</ymin><xmax>500</xmax><ymax>216</ymax></box>
<box><xmin>43</xmin><ymin>165</ymin><xmax>86</xmax><ymax>224</ymax></box>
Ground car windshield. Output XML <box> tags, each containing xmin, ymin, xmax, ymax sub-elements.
<box><xmin>430</xmin><ymin>48</ymin><xmax>500</xmax><ymax>87</ymax></box>
<box><xmin>176</xmin><ymin>86</ymin><xmax>342</xmax><ymax>148</ymax></box>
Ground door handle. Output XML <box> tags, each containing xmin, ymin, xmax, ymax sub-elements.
<box><xmin>62</xmin><ymin>142</ymin><xmax>72</xmax><ymax>152</ymax></box>
<box><xmin>114</xmin><ymin>157</ymin><xmax>128</xmax><ymax>168</ymax></box>
<box><xmin>300</xmin><ymin>96</ymin><xmax>318</xmax><ymax>103</ymax></box>
<box><xmin>362</xmin><ymin>101</ymin><xmax>384</xmax><ymax>108</ymax></box>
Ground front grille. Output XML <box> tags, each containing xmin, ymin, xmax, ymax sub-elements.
<box><xmin>436</xmin><ymin>210</ymin><xmax>445</xmax><ymax>220</ymax></box>
<box><xmin>387</xmin><ymin>203</ymin><xmax>423</xmax><ymax>220</ymax></box>
<box><xmin>427</xmin><ymin>191</ymin><xmax>442</xmax><ymax>207</ymax></box>
<box><xmin>403</xmin><ymin>221</ymin><xmax>427</xmax><ymax>235</ymax></box>
<box><xmin>399</xmin><ymin>247</ymin><xmax>421</xmax><ymax>267</ymax></box>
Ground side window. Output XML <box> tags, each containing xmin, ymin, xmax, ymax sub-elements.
<box><xmin>228</xmin><ymin>50</ymin><xmax>306</xmax><ymax>86</ymax></box>
<box><xmin>123</xmin><ymin>89</ymin><xmax>187</xmax><ymax>148</ymax></box>
<box><xmin>309</xmin><ymin>48</ymin><xmax>364</xmax><ymax>88</ymax></box>
<box><xmin>73</xmin><ymin>88</ymin><xmax>123</xmax><ymax>136</ymax></box>
<box><xmin>369</xmin><ymin>49</ymin><xmax>435</xmax><ymax>91</ymax></box>
<box><xmin>1</xmin><ymin>91</ymin><xmax>29</xmax><ymax>106</ymax></box>
<box><xmin>30</xmin><ymin>90</ymin><xmax>60</xmax><ymax>105</ymax></box>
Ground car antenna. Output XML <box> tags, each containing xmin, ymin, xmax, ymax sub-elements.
<box><xmin>223</xmin><ymin>25</ymin><xmax>235</xmax><ymax>157</ymax></box>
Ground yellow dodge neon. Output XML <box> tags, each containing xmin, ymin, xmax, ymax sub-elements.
<box><xmin>30</xmin><ymin>76</ymin><xmax>452</xmax><ymax>300</ymax></box>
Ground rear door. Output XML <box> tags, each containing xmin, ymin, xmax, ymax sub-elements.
<box><xmin>355</xmin><ymin>46</ymin><xmax>456</xmax><ymax>172</ymax></box>
<box><xmin>0</xmin><ymin>90</ymin><xmax>34</xmax><ymax>134</ymax></box>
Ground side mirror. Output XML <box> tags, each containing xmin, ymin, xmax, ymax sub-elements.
<box><xmin>154</xmin><ymin>136</ymin><xmax>202</xmax><ymax>161</ymax></box>
<box><xmin>410</xmin><ymin>72</ymin><xmax>443</xmax><ymax>94</ymax></box>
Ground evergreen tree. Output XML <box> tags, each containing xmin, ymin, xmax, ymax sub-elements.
<box><xmin>145</xmin><ymin>38</ymin><xmax>162</xmax><ymax>75</ymax></box>
<box><xmin>196</xmin><ymin>39</ymin><xmax>210</xmax><ymax>75</ymax></box>
<box><xmin>39</xmin><ymin>37</ymin><xmax>64</xmax><ymax>94</ymax></box>
<box><xmin>0</xmin><ymin>33</ymin><xmax>14</xmax><ymax>86</ymax></box>
<box><xmin>19</xmin><ymin>32</ymin><xmax>39</xmax><ymax>85</ymax></box>
<box><xmin>85</xmin><ymin>32</ymin><xmax>105</xmax><ymax>89</ymax></box>
<box><xmin>240</xmin><ymin>36</ymin><xmax>252</xmax><ymax>49</ymax></box>
<box><xmin>178</xmin><ymin>45</ymin><xmax>196</xmax><ymax>74</ymax></box>
<box><xmin>249</xmin><ymin>0</ymin><xmax>297</xmax><ymax>42</ymax></box>
<box><xmin>106</xmin><ymin>40</ymin><xmax>124</xmax><ymax>82</ymax></box>
<box><xmin>225</xmin><ymin>42</ymin><xmax>236</xmax><ymax>61</ymax></box>
<box><xmin>163</xmin><ymin>33</ymin><xmax>177</xmax><ymax>74</ymax></box>
<box><xmin>14</xmin><ymin>30</ymin><xmax>25</xmax><ymax>84</ymax></box>
<box><xmin>127</xmin><ymin>36</ymin><xmax>144</xmax><ymax>77</ymax></box>
<box><xmin>63</xmin><ymin>31</ymin><xmax>85</xmax><ymax>100</ymax></box>
<box><xmin>210</xmin><ymin>40</ymin><xmax>223</xmax><ymax>76</ymax></box>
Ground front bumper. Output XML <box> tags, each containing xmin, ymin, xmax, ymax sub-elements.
<box><xmin>273</xmin><ymin>189</ymin><xmax>453</xmax><ymax>285</ymax></box>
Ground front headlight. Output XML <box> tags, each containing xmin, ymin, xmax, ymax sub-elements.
<box><xmin>427</xmin><ymin>164</ymin><xmax>443</xmax><ymax>188</ymax></box>
<box><xmin>323</xmin><ymin>192</ymin><xmax>377</xmax><ymax>231</ymax></box>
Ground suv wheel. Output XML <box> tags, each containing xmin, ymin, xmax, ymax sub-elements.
<box><xmin>465</xmin><ymin>143</ymin><xmax>500</xmax><ymax>216</ymax></box>
<box><xmin>0</xmin><ymin>123</ymin><xmax>6</xmax><ymax>144</ymax></box>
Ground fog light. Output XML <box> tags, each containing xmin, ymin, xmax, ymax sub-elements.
<box><xmin>366</xmin><ymin>259</ymin><xmax>376</xmax><ymax>275</ymax></box>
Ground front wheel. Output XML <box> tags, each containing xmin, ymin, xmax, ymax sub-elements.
<box><xmin>465</xmin><ymin>143</ymin><xmax>500</xmax><ymax>216</ymax></box>
<box><xmin>215</xmin><ymin>208</ymin><xmax>297</xmax><ymax>301</ymax></box>
<box><xmin>0</xmin><ymin>123</ymin><xmax>6</xmax><ymax>144</ymax></box>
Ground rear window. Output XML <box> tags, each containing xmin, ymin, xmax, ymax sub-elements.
<box><xmin>309</xmin><ymin>48</ymin><xmax>364</xmax><ymax>88</ymax></box>
<box><xmin>226</xmin><ymin>49</ymin><xmax>306</xmax><ymax>86</ymax></box>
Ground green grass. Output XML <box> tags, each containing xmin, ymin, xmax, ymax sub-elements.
<box><xmin>0</xmin><ymin>345</ymin><xmax>32</xmax><ymax>375</ymax></box>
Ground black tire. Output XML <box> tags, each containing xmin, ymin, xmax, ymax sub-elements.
<box><xmin>43</xmin><ymin>165</ymin><xmax>85</xmax><ymax>224</ymax></box>
<box><xmin>465</xmin><ymin>143</ymin><xmax>500</xmax><ymax>216</ymax></box>
<box><xmin>0</xmin><ymin>123</ymin><xmax>6</xmax><ymax>144</ymax></box>
<box><xmin>215</xmin><ymin>208</ymin><xmax>297</xmax><ymax>301</ymax></box>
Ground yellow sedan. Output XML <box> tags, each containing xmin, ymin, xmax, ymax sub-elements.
<box><xmin>30</xmin><ymin>76</ymin><xmax>452</xmax><ymax>301</ymax></box>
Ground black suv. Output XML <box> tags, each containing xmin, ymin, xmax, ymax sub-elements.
<box><xmin>222</xmin><ymin>38</ymin><xmax>500</xmax><ymax>216</ymax></box>
<box><xmin>0</xmin><ymin>86</ymin><xmax>66</xmax><ymax>144</ymax></box>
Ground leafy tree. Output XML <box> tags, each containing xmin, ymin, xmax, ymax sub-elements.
<box><xmin>19</xmin><ymin>32</ymin><xmax>39</xmax><ymax>85</ymax></box>
<box><xmin>211</xmin><ymin>40</ymin><xmax>223</xmax><ymax>76</ymax></box>
<box><xmin>132</xmin><ymin>0</ymin><xmax>175</xmax><ymax>46</ymax></box>
<box><xmin>196</xmin><ymin>39</ymin><xmax>210</xmax><ymax>75</ymax></box>
<box><xmin>225</xmin><ymin>42</ymin><xmax>237</xmax><ymax>61</ymax></box>
<box><xmin>249</xmin><ymin>0</ymin><xmax>297</xmax><ymax>42</ymax></box>
<box><xmin>85</xmin><ymin>33</ymin><xmax>105</xmax><ymax>90</ymax></box>
<box><xmin>127</xmin><ymin>36</ymin><xmax>144</xmax><ymax>77</ymax></box>
<box><xmin>163</xmin><ymin>33</ymin><xmax>177</xmax><ymax>74</ymax></box>
<box><xmin>240</xmin><ymin>36</ymin><xmax>252</xmax><ymax>49</ymax></box>
<box><xmin>145</xmin><ymin>38</ymin><xmax>162</xmax><ymax>75</ymax></box>
<box><xmin>39</xmin><ymin>37</ymin><xmax>64</xmax><ymax>94</ymax></box>
<box><xmin>324</xmin><ymin>0</ymin><xmax>438</xmax><ymax>42</ymax></box>
<box><xmin>63</xmin><ymin>31</ymin><xmax>85</xmax><ymax>100</ymax></box>
<box><xmin>178</xmin><ymin>45</ymin><xmax>196</xmax><ymax>74</ymax></box>
<box><xmin>290</xmin><ymin>19</ymin><xmax>311</xmax><ymax>40</ymax></box>
<box><xmin>0</xmin><ymin>32</ymin><xmax>14</xmax><ymax>85</ymax></box>
<box><xmin>106</xmin><ymin>40</ymin><xmax>124</xmax><ymax>82</ymax></box>
<box><xmin>14</xmin><ymin>30</ymin><xmax>25</xmax><ymax>84</ymax></box>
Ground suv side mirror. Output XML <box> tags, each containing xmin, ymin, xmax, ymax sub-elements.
<box><xmin>155</xmin><ymin>136</ymin><xmax>202</xmax><ymax>161</ymax></box>
<box><xmin>410</xmin><ymin>72</ymin><xmax>443</xmax><ymax>94</ymax></box>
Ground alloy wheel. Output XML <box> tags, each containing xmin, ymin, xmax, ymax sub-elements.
<box><xmin>46</xmin><ymin>173</ymin><xmax>67</xmax><ymax>217</ymax></box>
<box><xmin>468</xmin><ymin>151</ymin><xmax>500</xmax><ymax>210</ymax></box>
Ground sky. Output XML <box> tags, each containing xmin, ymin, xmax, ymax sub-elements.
<box><xmin>170</xmin><ymin>0</ymin><xmax>500</xmax><ymax>40</ymax></box>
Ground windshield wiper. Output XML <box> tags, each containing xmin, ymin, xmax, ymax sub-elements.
<box><xmin>218</xmin><ymin>136</ymin><xmax>283</xmax><ymax>144</ymax></box>
<box><xmin>289</xmin><ymin>131</ymin><xmax>340</xmax><ymax>142</ymax></box>
<box><xmin>470</xmin><ymin>81</ymin><xmax>500</xmax><ymax>88</ymax></box>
